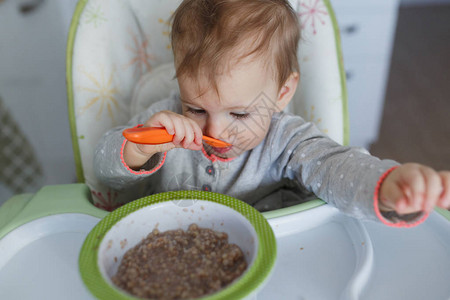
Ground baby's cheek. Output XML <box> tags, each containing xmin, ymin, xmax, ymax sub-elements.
<box><xmin>237</xmin><ymin>119</ymin><xmax>270</xmax><ymax>148</ymax></box>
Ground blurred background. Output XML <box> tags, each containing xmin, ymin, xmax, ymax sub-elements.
<box><xmin>0</xmin><ymin>0</ymin><xmax>449</xmax><ymax>205</ymax></box>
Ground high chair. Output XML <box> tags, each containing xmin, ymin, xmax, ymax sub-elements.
<box><xmin>67</xmin><ymin>0</ymin><xmax>349</xmax><ymax>211</ymax></box>
<box><xmin>0</xmin><ymin>1</ymin><xmax>449</xmax><ymax>299</ymax></box>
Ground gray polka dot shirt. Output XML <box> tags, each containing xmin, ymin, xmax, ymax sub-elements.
<box><xmin>95</xmin><ymin>94</ymin><xmax>422</xmax><ymax>225</ymax></box>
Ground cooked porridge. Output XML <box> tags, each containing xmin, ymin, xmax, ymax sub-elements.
<box><xmin>112</xmin><ymin>223</ymin><xmax>247</xmax><ymax>299</ymax></box>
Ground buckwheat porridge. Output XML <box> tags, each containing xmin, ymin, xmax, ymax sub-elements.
<box><xmin>112</xmin><ymin>223</ymin><xmax>247</xmax><ymax>299</ymax></box>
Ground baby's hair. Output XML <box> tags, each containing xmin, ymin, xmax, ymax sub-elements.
<box><xmin>171</xmin><ymin>0</ymin><xmax>301</xmax><ymax>93</ymax></box>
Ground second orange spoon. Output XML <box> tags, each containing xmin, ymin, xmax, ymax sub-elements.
<box><xmin>123</xmin><ymin>127</ymin><xmax>231</xmax><ymax>148</ymax></box>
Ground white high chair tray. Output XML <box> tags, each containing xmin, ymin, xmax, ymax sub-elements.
<box><xmin>0</xmin><ymin>214</ymin><xmax>98</xmax><ymax>299</ymax></box>
<box><xmin>0</xmin><ymin>187</ymin><xmax>449</xmax><ymax>300</ymax></box>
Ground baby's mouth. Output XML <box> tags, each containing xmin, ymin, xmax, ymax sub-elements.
<box><xmin>212</xmin><ymin>145</ymin><xmax>233</xmax><ymax>154</ymax></box>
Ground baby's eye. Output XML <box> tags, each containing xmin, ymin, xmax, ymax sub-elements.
<box><xmin>187</xmin><ymin>107</ymin><xmax>206</xmax><ymax>115</ymax></box>
<box><xmin>231</xmin><ymin>112</ymin><xmax>250</xmax><ymax>120</ymax></box>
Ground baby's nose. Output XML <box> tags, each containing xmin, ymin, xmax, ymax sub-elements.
<box><xmin>204</xmin><ymin>118</ymin><xmax>227</xmax><ymax>140</ymax></box>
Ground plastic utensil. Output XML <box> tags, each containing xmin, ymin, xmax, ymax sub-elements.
<box><xmin>122</xmin><ymin>127</ymin><xmax>231</xmax><ymax>148</ymax></box>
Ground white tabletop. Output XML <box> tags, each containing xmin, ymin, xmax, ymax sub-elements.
<box><xmin>0</xmin><ymin>206</ymin><xmax>449</xmax><ymax>300</ymax></box>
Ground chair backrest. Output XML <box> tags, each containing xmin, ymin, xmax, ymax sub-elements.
<box><xmin>67</xmin><ymin>0</ymin><xmax>348</xmax><ymax>211</ymax></box>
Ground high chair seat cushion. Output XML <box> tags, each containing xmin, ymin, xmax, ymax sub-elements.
<box><xmin>130</xmin><ymin>64</ymin><xmax>179</xmax><ymax>117</ymax></box>
<box><xmin>67</xmin><ymin>0</ymin><xmax>348</xmax><ymax>209</ymax></box>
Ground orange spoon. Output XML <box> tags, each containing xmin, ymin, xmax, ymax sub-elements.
<box><xmin>123</xmin><ymin>127</ymin><xmax>231</xmax><ymax>148</ymax></box>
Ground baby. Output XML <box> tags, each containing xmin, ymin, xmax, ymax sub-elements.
<box><xmin>95</xmin><ymin>0</ymin><xmax>449</xmax><ymax>227</ymax></box>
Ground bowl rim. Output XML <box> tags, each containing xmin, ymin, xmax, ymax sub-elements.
<box><xmin>79</xmin><ymin>190</ymin><xmax>277</xmax><ymax>300</ymax></box>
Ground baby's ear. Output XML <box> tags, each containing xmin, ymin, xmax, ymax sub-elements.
<box><xmin>277</xmin><ymin>72</ymin><xmax>299</xmax><ymax>111</ymax></box>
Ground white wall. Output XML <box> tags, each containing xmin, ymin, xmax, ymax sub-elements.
<box><xmin>0</xmin><ymin>0</ymin><xmax>78</xmax><ymax>204</ymax></box>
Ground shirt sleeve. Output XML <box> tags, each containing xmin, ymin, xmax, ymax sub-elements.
<box><xmin>93</xmin><ymin>96</ymin><xmax>180</xmax><ymax>191</ymax></box>
<box><xmin>268</xmin><ymin>113</ymin><xmax>425</xmax><ymax>226</ymax></box>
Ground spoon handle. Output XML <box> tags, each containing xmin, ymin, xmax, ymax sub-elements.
<box><xmin>122</xmin><ymin>127</ymin><xmax>231</xmax><ymax>148</ymax></box>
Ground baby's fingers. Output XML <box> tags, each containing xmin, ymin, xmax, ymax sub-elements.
<box><xmin>438</xmin><ymin>171</ymin><xmax>450</xmax><ymax>209</ymax></box>
<box><xmin>381</xmin><ymin>164</ymin><xmax>448</xmax><ymax>214</ymax></box>
<box><xmin>419</xmin><ymin>167</ymin><xmax>442</xmax><ymax>213</ymax></box>
<box><xmin>180</xmin><ymin>120</ymin><xmax>196</xmax><ymax>148</ymax></box>
<box><xmin>379</xmin><ymin>180</ymin><xmax>406</xmax><ymax>212</ymax></box>
<box><xmin>146</xmin><ymin>111</ymin><xmax>176</xmax><ymax>135</ymax></box>
<box><xmin>171</xmin><ymin>117</ymin><xmax>186</xmax><ymax>146</ymax></box>
<box><xmin>173</xmin><ymin>117</ymin><xmax>202</xmax><ymax>150</ymax></box>
<box><xmin>182</xmin><ymin>119</ymin><xmax>203</xmax><ymax>150</ymax></box>
<box><xmin>191</xmin><ymin>119</ymin><xmax>203</xmax><ymax>146</ymax></box>
<box><xmin>401</xmin><ymin>166</ymin><xmax>427</xmax><ymax>212</ymax></box>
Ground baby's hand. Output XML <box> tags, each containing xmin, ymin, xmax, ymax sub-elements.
<box><xmin>123</xmin><ymin>111</ymin><xmax>203</xmax><ymax>169</ymax></box>
<box><xmin>142</xmin><ymin>110</ymin><xmax>203</xmax><ymax>151</ymax></box>
<box><xmin>379</xmin><ymin>163</ymin><xmax>450</xmax><ymax>215</ymax></box>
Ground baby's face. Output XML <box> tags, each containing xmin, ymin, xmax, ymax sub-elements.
<box><xmin>178</xmin><ymin>58</ymin><xmax>281</xmax><ymax>159</ymax></box>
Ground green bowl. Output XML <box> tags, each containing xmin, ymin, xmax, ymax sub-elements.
<box><xmin>79</xmin><ymin>191</ymin><xmax>277</xmax><ymax>299</ymax></box>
